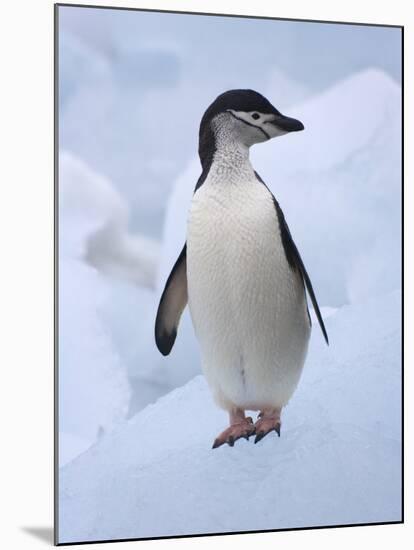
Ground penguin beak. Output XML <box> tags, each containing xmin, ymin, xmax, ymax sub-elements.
<box><xmin>271</xmin><ymin>114</ymin><xmax>304</xmax><ymax>133</ymax></box>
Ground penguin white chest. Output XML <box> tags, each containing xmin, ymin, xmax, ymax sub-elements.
<box><xmin>187</xmin><ymin>175</ymin><xmax>311</xmax><ymax>412</ymax></box>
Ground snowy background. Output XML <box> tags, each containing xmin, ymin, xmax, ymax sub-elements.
<box><xmin>57</xmin><ymin>5</ymin><xmax>402</xmax><ymax>543</ymax></box>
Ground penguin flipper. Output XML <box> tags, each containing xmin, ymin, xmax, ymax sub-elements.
<box><xmin>155</xmin><ymin>244</ymin><xmax>188</xmax><ymax>355</ymax></box>
<box><xmin>255</xmin><ymin>171</ymin><xmax>329</xmax><ymax>345</ymax></box>
<box><xmin>276</xmin><ymin>208</ymin><xmax>329</xmax><ymax>346</ymax></box>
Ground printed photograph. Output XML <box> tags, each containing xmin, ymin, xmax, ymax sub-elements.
<box><xmin>56</xmin><ymin>4</ymin><xmax>403</xmax><ymax>544</ymax></box>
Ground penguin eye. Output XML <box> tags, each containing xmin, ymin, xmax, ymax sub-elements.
<box><xmin>251</xmin><ymin>112</ymin><xmax>260</xmax><ymax>120</ymax></box>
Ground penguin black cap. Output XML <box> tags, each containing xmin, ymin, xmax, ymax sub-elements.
<box><xmin>201</xmin><ymin>89</ymin><xmax>281</xmax><ymax>125</ymax></box>
<box><xmin>198</xmin><ymin>89</ymin><xmax>304</xmax><ymax>169</ymax></box>
<box><xmin>200</xmin><ymin>89</ymin><xmax>304</xmax><ymax>135</ymax></box>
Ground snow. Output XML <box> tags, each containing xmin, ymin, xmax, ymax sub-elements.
<box><xmin>58</xmin><ymin>152</ymin><xmax>163</xmax><ymax>465</ymax></box>
<box><xmin>58</xmin><ymin>254</ymin><xmax>130</xmax><ymax>465</ymax></box>
<box><xmin>58</xmin><ymin>290</ymin><xmax>401</xmax><ymax>543</ymax></box>
<box><xmin>60</xmin><ymin>151</ymin><xmax>160</xmax><ymax>289</ymax></box>
<box><xmin>59</xmin><ymin>433</ymin><xmax>93</xmax><ymax>468</ymax></box>
<box><xmin>59</xmin><ymin>150</ymin><xmax>201</xmax><ymax>447</ymax></box>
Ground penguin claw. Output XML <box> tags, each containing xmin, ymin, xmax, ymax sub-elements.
<box><xmin>254</xmin><ymin>427</ymin><xmax>280</xmax><ymax>444</ymax></box>
<box><xmin>253</xmin><ymin>416</ymin><xmax>281</xmax><ymax>444</ymax></box>
<box><xmin>254</xmin><ymin>431</ymin><xmax>265</xmax><ymax>444</ymax></box>
<box><xmin>211</xmin><ymin>419</ymin><xmax>256</xmax><ymax>449</ymax></box>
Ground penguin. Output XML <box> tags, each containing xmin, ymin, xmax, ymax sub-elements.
<box><xmin>155</xmin><ymin>89</ymin><xmax>328</xmax><ymax>448</ymax></box>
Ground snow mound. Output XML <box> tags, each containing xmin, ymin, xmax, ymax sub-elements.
<box><xmin>59</xmin><ymin>151</ymin><xmax>199</xmax><ymax>410</ymax></box>
<box><xmin>253</xmin><ymin>69</ymin><xmax>401</xmax><ymax>306</ymax></box>
<box><xmin>60</xmin><ymin>151</ymin><xmax>160</xmax><ymax>288</ymax></box>
<box><xmin>265</xmin><ymin>67</ymin><xmax>311</xmax><ymax>109</ymax></box>
<box><xmin>59</xmin><ymin>152</ymin><xmax>163</xmax><ymax>465</ymax></box>
<box><xmin>255</xmin><ymin>68</ymin><xmax>401</xmax><ymax>172</ymax></box>
<box><xmin>59</xmin><ymin>255</ymin><xmax>131</xmax><ymax>466</ymax></box>
<box><xmin>59</xmin><ymin>290</ymin><xmax>401</xmax><ymax>543</ymax></box>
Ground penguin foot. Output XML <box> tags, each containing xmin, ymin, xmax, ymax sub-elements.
<box><xmin>254</xmin><ymin>409</ymin><xmax>281</xmax><ymax>444</ymax></box>
<box><xmin>212</xmin><ymin>417</ymin><xmax>255</xmax><ymax>449</ymax></box>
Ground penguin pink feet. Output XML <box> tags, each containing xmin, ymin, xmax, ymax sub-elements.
<box><xmin>254</xmin><ymin>407</ymin><xmax>282</xmax><ymax>444</ymax></box>
<box><xmin>212</xmin><ymin>409</ymin><xmax>256</xmax><ymax>449</ymax></box>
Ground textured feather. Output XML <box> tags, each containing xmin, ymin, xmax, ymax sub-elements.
<box><xmin>255</xmin><ymin>171</ymin><xmax>329</xmax><ymax>345</ymax></box>
<box><xmin>155</xmin><ymin>244</ymin><xmax>188</xmax><ymax>355</ymax></box>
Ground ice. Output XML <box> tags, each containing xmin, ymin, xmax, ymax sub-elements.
<box><xmin>58</xmin><ymin>152</ymin><xmax>162</xmax><ymax>464</ymax></box>
<box><xmin>99</xmin><ymin>279</ymin><xmax>199</xmax><ymax>410</ymax></box>
<box><xmin>59</xmin><ymin>432</ymin><xmax>93</xmax><ymax>468</ymax></box>
<box><xmin>58</xmin><ymin>255</ymin><xmax>130</xmax><ymax>465</ymax></box>
<box><xmin>58</xmin><ymin>290</ymin><xmax>401</xmax><ymax>543</ymax></box>
<box><xmin>59</xmin><ymin>151</ymin><xmax>200</xmax><ymax>439</ymax></box>
<box><xmin>60</xmin><ymin>151</ymin><xmax>160</xmax><ymax>289</ymax></box>
<box><xmin>265</xmin><ymin>67</ymin><xmax>311</xmax><ymax>109</ymax></box>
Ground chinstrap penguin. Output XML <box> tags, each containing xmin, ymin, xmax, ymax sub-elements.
<box><xmin>155</xmin><ymin>89</ymin><xmax>328</xmax><ymax>448</ymax></box>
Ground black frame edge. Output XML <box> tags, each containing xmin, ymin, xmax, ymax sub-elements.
<box><xmin>55</xmin><ymin>2</ymin><xmax>404</xmax><ymax>28</ymax></box>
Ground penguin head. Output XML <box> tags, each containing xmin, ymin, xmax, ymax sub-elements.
<box><xmin>199</xmin><ymin>89</ymin><xmax>304</xmax><ymax>165</ymax></box>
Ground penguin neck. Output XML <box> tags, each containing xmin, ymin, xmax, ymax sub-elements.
<box><xmin>209</xmin><ymin>139</ymin><xmax>254</xmax><ymax>183</ymax></box>
<box><xmin>215</xmin><ymin>138</ymin><xmax>249</xmax><ymax>163</ymax></box>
